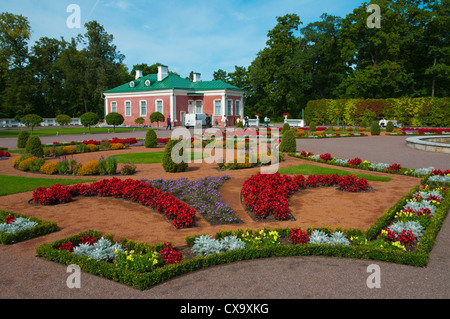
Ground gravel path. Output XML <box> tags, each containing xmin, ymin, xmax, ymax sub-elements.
<box><xmin>0</xmin><ymin>129</ymin><xmax>449</xmax><ymax>301</ymax></box>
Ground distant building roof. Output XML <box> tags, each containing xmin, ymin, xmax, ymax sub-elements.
<box><xmin>103</xmin><ymin>73</ymin><xmax>243</xmax><ymax>94</ymax></box>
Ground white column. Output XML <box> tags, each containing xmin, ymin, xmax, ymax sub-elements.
<box><xmin>105</xmin><ymin>97</ymin><xmax>109</xmax><ymax>116</ymax></box>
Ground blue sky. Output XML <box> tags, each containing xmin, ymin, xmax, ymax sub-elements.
<box><xmin>1</xmin><ymin>0</ymin><xmax>367</xmax><ymax>80</ymax></box>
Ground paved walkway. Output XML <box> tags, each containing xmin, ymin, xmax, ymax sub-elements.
<box><xmin>0</xmin><ymin>129</ymin><xmax>449</xmax><ymax>300</ymax></box>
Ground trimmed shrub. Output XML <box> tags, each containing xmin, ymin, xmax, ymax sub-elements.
<box><xmin>145</xmin><ymin>128</ymin><xmax>157</xmax><ymax>148</ymax></box>
<box><xmin>279</xmin><ymin>129</ymin><xmax>296</xmax><ymax>153</ymax></box>
<box><xmin>386</xmin><ymin>121</ymin><xmax>395</xmax><ymax>132</ymax></box>
<box><xmin>25</xmin><ymin>135</ymin><xmax>44</xmax><ymax>156</ymax></box>
<box><xmin>309</xmin><ymin>122</ymin><xmax>317</xmax><ymax>132</ymax></box>
<box><xmin>17</xmin><ymin>131</ymin><xmax>30</xmax><ymax>148</ymax></box>
<box><xmin>371</xmin><ymin>121</ymin><xmax>381</xmax><ymax>136</ymax></box>
<box><xmin>281</xmin><ymin>122</ymin><xmax>291</xmax><ymax>135</ymax></box>
<box><xmin>162</xmin><ymin>139</ymin><xmax>188</xmax><ymax>173</ymax></box>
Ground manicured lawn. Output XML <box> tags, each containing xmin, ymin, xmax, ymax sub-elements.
<box><xmin>278</xmin><ymin>164</ymin><xmax>392</xmax><ymax>182</ymax></box>
<box><xmin>0</xmin><ymin>175</ymin><xmax>94</xmax><ymax>196</ymax></box>
<box><xmin>112</xmin><ymin>151</ymin><xmax>208</xmax><ymax>164</ymax></box>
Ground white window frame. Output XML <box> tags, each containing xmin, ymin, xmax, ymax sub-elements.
<box><xmin>214</xmin><ymin>100</ymin><xmax>222</xmax><ymax>116</ymax></box>
<box><xmin>111</xmin><ymin>101</ymin><xmax>117</xmax><ymax>113</ymax></box>
<box><xmin>195</xmin><ymin>100</ymin><xmax>203</xmax><ymax>114</ymax></box>
<box><xmin>140</xmin><ymin>100</ymin><xmax>147</xmax><ymax>117</ymax></box>
<box><xmin>188</xmin><ymin>100</ymin><xmax>194</xmax><ymax>113</ymax></box>
<box><xmin>155</xmin><ymin>99</ymin><xmax>163</xmax><ymax>114</ymax></box>
<box><xmin>125</xmin><ymin>100</ymin><xmax>131</xmax><ymax>117</ymax></box>
<box><xmin>227</xmin><ymin>99</ymin><xmax>233</xmax><ymax>116</ymax></box>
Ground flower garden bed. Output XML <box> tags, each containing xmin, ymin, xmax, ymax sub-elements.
<box><xmin>144</xmin><ymin>176</ymin><xmax>242</xmax><ymax>225</ymax></box>
<box><xmin>0</xmin><ymin>210</ymin><xmax>58</xmax><ymax>245</ymax></box>
<box><xmin>241</xmin><ymin>172</ymin><xmax>371</xmax><ymax>221</ymax></box>
<box><xmin>30</xmin><ymin>178</ymin><xmax>196</xmax><ymax>229</ymax></box>
<box><xmin>13</xmin><ymin>154</ymin><xmax>136</xmax><ymax>176</ymax></box>
<box><xmin>388</xmin><ymin>127</ymin><xmax>450</xmax><ymax>136</ymax></box>
<box><xmin>290</xmin><ymin>150</ymin><xmax>450</xmax><ymax>184</ymax></box>
<box><xmin>35</xmin><ymin>180</ymin><xmax>450</xmax><ymax>290</ymax></box>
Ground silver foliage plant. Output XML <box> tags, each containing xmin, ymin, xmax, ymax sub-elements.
<box><xmin>72</xmin><ymin>237</ymin><xmax>124</xmax><ymax>261</ymax></box>
<box><xmin>389</xmin><ymin>221</ymin><xmax>425</xmax><ymax>240</ymax></box>
<box><xmin>191</xmin><ymin>235</ymin><xmax>246</xmax><ymax>257</ymax></box>
<box><xmin>308</xmin><ymin>230</ymin><xmax>351</xmax><ymax>246</ymax></box>
<box><xmin>0</xmin><ymin>217</ymin><xmax>38</xmax><ymax>234</ymax></box>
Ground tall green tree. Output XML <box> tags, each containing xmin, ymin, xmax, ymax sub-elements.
<box><xmin>247</xmin><ymin>14</ymin><xmax>302</xmax><ymax>118</ymax></box>
<box><xmin>0</xmin><ymin>12</ymin><xmax>34</xmax><ymax>118</ymax></box>
<box><xmin>29</xmin><ymin>37</ymin><xmax>65</xmax><ymax>117</ymax></box>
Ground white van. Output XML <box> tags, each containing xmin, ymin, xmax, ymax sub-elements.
<box><xmin>184</xmin><ymin>114</ymin><xmax>212</xmax><ymax>128</ymax></box>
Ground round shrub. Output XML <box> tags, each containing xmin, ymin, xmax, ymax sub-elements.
<box><xmin>78</xmin><ymin>160</ymin><xmax>100</xmax><ymax>176</ymax></box>
<box><xmin>281</xmin><ymin>122</ymin><xmax>291</xmax><ymax>135</ymax></box>
<box><xmin>162</xmin><ymin>139</ymin><xmax>188</xmax><ymax>173</ymax></box>
<box><xmin>25</xmin><ymin>135</ymin><xmax>44</xmax><ymax>157</ymax></box>
<box><xmin>40</xmin><ymin>162</ymin><xmax>59</xmax><ymax>175</ymax></box>
<box><xmin>17</xmin><ymin>131</ymin><xmax>30</xmax><ymax>148</ymax></box>
<box><xmin>145</xmin><ymin>128</ymin><xmax>157</xmax><ymax>148</ymax></box>
<box><xmin>279</xmin><ymin>129</ymin><xmax>296</xmax><ymax>153</ymax></box>
<box><xmin>386</xmin><ymin>121</ymin><xmax>394</xmax><ymax>132</ymax></box>
<box><xmin>371</xmin><ymin>121</ymin><xmax>381</xmax><ymax>136</ymax></box>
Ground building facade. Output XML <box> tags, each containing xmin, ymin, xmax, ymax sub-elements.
<box><xmin>103</xmin><ymin>65</ymin><xmax>244</xmax><ymax>127</ymax></box>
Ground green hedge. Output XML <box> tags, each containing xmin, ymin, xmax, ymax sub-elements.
<box><xmin>0</xmin><ymin>210</ymin><xmax>59</xmax><ymax>245</ymax></box>
<box><xmin>305</xmin><ymin>97</ymin><xmax>450</xmax><ymax>127</ymax></box>
<box><xmin>35</xmin><ymin>182</ymin><xmax>450</xmax><ymax>290</ymax></box>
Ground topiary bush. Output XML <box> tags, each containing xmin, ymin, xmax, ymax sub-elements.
<box><xmin>309</xmin><ymin>122</ymin><xmax>316</xmax><ymax>132</ymax></box>
<box><xmin>371</xmin><ymin>121</ymin><xmax>381</xmax><ymax>136</ymax></box>
<box><xmin>279</xmin><ymin>129</ymin><xmax>296</xmax><ymax>153</ymax></box>
<box><xmin>17</xmin><ymin>130</ymin><xmax>30</xmax><ymax>149</ymax></box>
<box><xmin>162</xmin><ymin>139</ymin><xmax>189</xmax><ymax>173</ymax></box>
<box><xmin>144</xmin><ymin>128</ymin><xmax>157</xmax><ymax>148</ymax></box>
<box><xmin>25</xmin><ymin>135</ymin><xmax>44</xmax><ymax>156</ymax></box>
<box><xmin>386</xmin><ymin>121</ymin><xmax>394</xmax><ymax>132</ymax></box>
<box><xmin>281</xmin><ymin>122</ymin><xmax>291</xmax><ymax>135</ymax></box>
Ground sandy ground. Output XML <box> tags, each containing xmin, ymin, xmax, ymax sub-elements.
<box><xmin>0</xmin><ymin>130</ymin><xmax>449</xmax><ymax>300</ymax></box>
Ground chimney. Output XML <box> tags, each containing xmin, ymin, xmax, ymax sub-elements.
<box><xmin>193</xmin><ymin>72</ymin><xmax>201</xmax><ymax>82</ymax></box>
<box><xmin>135</xmin><ymin>70</ymin><xmax>143</xmax><ymax>79</ymax></box>
<box><xmin>158</xmin><ymin>65</ymin><xmax>169</xmax><ymax>81</ymax></box>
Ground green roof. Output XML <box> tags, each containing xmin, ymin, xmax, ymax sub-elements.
<box><xmin>103</xmin><ymin>73</ymin><xmax>243</xmax><ymax>94</ymax></box>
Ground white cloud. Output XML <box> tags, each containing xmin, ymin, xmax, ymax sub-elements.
<box><xmin>105</xmin><ymin>0</ymin><xmax>132</xmax><ymax>11</ymax></box>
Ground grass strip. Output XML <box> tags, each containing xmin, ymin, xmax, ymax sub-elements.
<box><xmin>0</xmin><ymin>175</ymin><xmax>93</xmax><ymax>196</ymax></box>
<box><xmin>278</xmin><ymin>164</ymin><xmax>391</xmax><ymax>182</ymax></box>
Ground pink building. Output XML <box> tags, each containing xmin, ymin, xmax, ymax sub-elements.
<box><xmin>103</xmin><ymin>65</ymin><xmax>244</xmax><ymax>127</ymax></box>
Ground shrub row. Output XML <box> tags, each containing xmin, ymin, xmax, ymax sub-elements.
<box><xmin>305</xmin><ymin>97</ymin><xmax>450</xmax><ymax>127</ymax></box>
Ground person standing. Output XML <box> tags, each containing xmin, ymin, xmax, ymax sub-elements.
<box><xmin>244</xmin><ymin>115</ymin><xmax>249</xmax><ymax>128</ymax></box>
<box><xmin>166</xmin><ymin>116</ymin><xmax>172</xmax><ymax>130</ymax></box>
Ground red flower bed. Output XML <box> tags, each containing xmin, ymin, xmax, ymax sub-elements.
<box><xmin>159</xmin><ymin>242</ymin><xmax>184</xmax><ymax>264</ymax></box>
<box><xmin>242</xmin><ymin>172</ymin><xmax>370</xmax><ymax>220</ymax></box>
<box><xmin>31</xmin><ymin>178</ymin><xmax>196</xmax><ymax>229</ymax></box>
<box><xmin>157</xmin><ymin>138</ymin><xmax>171</xmax><ymax>144</ymax></box>
<box><xmin>108</xmin><ymin>137</ymin><xmax>137</xmax><ymax>145</ymax></box>
<box><xmin>82</xmin><ymin>139</ymin><xmax>101</xmax><ymax>145</ymax></box>
<box><xmin>289</xmin><ymin>228</ymin><xmax>309</xmax><ymax>244</ymax></box>
<box><xmin>319</xmin><ymin>153</ymin><xmax>333</xmax><ymax>161</ymax></box>
<box><xmin>0</xmin><ymin>150</ymin><xmax>11</xmax><ymax>157</ymax></box>
<box><xmin>402</xmin><ymin>127</ymin><xmax>450</xmax><ymax>134</ymax></box>
<box><xmin>387</xmin><ymin>163</ymin><xmax>402</xmax><ymax>171</ymax></box>
<box><xmin>347</xmin><ymin>157</ymin><xmax>362</xmax><ymax>166</ymax></box>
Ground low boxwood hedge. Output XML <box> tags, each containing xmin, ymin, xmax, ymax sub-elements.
<box><xmin>0</xmin><ymin>210</ymin><xmax>59</xmax><ymax>245</ymax></box>
<box><xmin>35</xmin><ymin>182</ymin><xmax>450</xmax><ymax>290</ymax></box>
